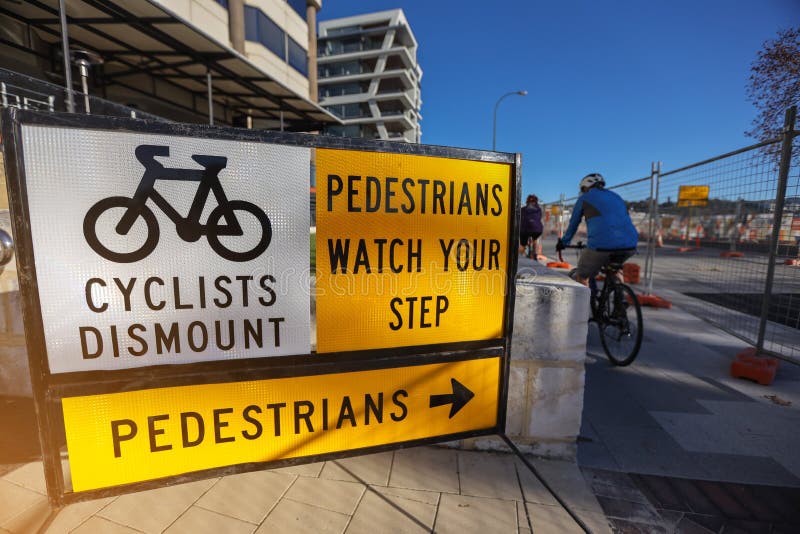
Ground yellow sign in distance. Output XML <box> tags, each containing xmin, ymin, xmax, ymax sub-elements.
<box><xmin>678</xmin><ymin>185</ymin><xmax>710</xmax><ymax>202</ymax></box>
<box><xmin>315</xmin><ymin>149</ymin><xmax>512</xmax><ymax>353</ymax></box>
<box><xmin>677</xmin><ymin>199</ymin><xmax>708</xmax><ymax>207</ymax></box>
<box><xmin>62</xmin><ymin>356</ymin><xmax>500</xmax><ymax>492</ymax></box>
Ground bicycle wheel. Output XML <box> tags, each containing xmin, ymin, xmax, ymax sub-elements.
<box><xmin>83</xmin><ymin>196</ymin><xmax>159</xmax><ymax>263</ymax></box>
<box><xmin>599</xmin><ymin>283</ymin><xmax>642</xmax><ymax>366</ymax></box>
<box><xmin>206</xmin><ymin>200</ymin><xmax>272</xmax><ymax>262</ymax></box>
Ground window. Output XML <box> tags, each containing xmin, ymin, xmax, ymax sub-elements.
<box><xmin>318</xmin><ymin>61</ymin><xmax>361</xmax><ymax>78</ymax></box>
<box><xmin>377</xmin><ymin>78</ymin><xmax>405</xmax><ymax>94</ymax></box>
<box><xmin>325</xmin><ymin>103</ymin><xmax>365</xmax><ymax>119</ymax></box>
<box><xmin>242</xmin><ymin>5</ymin><xmax>310</xmax><ymax>77</ymax></box>
<box><xmin>287</xmin><ymin>36</ymin><xmax>308</xmax><ymax>75</ymax></box>
<box><xmin>325</xmin><ymin>124</ymin><xmax>363</xmax><ymax>138</ymax></box>
<box><xmin>244</xmin><ymin>5</ymin><xmax>285</xmax><ymax>60</ymax></box>
<box><xmin>342</xmin><ymin>38</ymin><xmax>362</xmax><ymax>53</ymax></box>
<box><xmin>286</xmin><ymin>0</ymin><xmax>306</xmax><ymax>20</ymax></box>
<box><xmin>215</xmin><ymin>0</ymin><xmax>228</xmax><ymax>8</ymax></box>
<box><xmin>320</xmin><ymin>83</ymin><xmax>363</xmax><ymax>98</ymax></box>
<box><xmin>327</xmin><ymin>26</ymin><xmax>361</xmax><ymax>36</ymax></box>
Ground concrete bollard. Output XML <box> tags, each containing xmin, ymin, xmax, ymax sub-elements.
<box><xmin>457</xmin><ymin>262</ymin><xmax>590</xmax><ymax>459</ymax></box>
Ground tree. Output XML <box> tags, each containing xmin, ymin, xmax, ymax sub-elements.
<box><xmin>746</xmin><ymin>27</ymin><xmax>800</xmax><ymax>143</ymax></box>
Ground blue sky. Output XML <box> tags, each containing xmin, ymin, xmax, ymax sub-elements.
<box><xmin>319</xmin><ymin>0</ymin><xmax>799</xmax><ymax>202</ymax></box>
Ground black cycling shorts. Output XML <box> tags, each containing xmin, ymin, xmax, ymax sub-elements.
<box><xmin>520</xmin><ymin>231</ymin><xmax>542</xmax><ymax>247</ymax></box>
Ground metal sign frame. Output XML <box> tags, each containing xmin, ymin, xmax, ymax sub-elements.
<box><xmin>1</xmin><ymin>108</ymin><xmax>521</xmax><ymax>506</ymax></box>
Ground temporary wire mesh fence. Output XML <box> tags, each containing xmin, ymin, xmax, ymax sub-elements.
<box><xmin>541</xmin><ymin>196</ymin><xmax>575</xmax><ymax>243</ymax></box>
<box><xmin>541</xmin><ymin>177</ymin><xmax>654</xmax><ymax>286</ymax></box>
<box><xmin>762</xmin><ymin>135</ymin><xmax>799</xmax><ymax>361</ymax></box>
<box><xmin>543</xmin><ymin>108</ymin><xmax>799</xmax><ymax>363</ymax></box>
<box><xmin>605</xmin><ymin>176</ymin><xmax>655</xmax><ymax>288</ymax></box>
<box><xmin>540</xmin><ymin>199</ymin><xmax>565</xmax><ymax>242</ymax></box>
<box><xmin>656</xmin><ymin>139</ymin><xmax>799</xmax><ymax>362</ymax></box>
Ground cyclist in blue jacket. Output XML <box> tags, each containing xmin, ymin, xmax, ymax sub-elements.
<box><xmin>556</xmin><ymin>173</ymin><xmax>639</xmax><ymax>285</ymax></box>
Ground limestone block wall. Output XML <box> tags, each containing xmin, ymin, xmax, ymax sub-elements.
<box><xmin>461</xmin><ymin>262</ymin><xmax>589</xmax><ymax>459</ymax></box>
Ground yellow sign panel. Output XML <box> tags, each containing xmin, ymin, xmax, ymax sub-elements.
<box><xmin>62</xmin><ymin>357</ymin><xmax>500</xmax><ymax>492</ymax></box>
<box><xmin>678</xmin><ymin>185</ymin><xmax>710</xmax><ymax>202</ymax></box>
<box><xmin>315</xmin><ymin>149</ymin><xmax>512</xmax><ymax>352</ymax></box>
<box><xmin>677</xmin><ymin>199</ymin><xmax>708</xmax><ymax>207</ymax></box>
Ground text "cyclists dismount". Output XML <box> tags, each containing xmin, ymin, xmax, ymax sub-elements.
<box><xmin>20</xmin><ymin>126</ymin><xmax>311</xmax><ymax>373</ymax></box>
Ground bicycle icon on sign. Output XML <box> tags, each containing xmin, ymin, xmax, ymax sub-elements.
<box><xmin>83</xmin><ymin>144</ymin><xmax>272</xmax><ymax>263</ymax></box>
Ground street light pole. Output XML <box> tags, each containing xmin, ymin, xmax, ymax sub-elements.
<box><xmin>492</xmin><ymin>90</ymin><xmax>527</xmax><ymax>151</ymax></box>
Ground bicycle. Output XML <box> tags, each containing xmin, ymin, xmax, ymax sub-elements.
<box><xmin>524</xmin><ymin>236</ymin><xmax>538</xmax><ymax>259</ymax></box>
<box><xmin>559</xmin><ymin>242</ymin><xmax>643</xmax><ymax>366</ymax></box>
<box><xmin>83</xmin><ymin>144</ymin><xmax>272</xmax><ymax>263</ymax></box>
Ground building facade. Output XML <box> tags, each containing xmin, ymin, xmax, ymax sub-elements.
<box><xmin>317</xmin><ymin>9</ymin><xmax>422</xmax><ymax>142</ymax></box>
<box><xmin>0</xmin><ymin>0</ymin><xmax>336</xmax><ymax>131</ymax></box>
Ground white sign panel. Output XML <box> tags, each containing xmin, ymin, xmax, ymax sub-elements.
<box><xmin>21</xmin><ymin>126</ymin><xmax>310</xmax><ymax>373</ymax></box>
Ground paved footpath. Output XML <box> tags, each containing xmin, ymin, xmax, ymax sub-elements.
<box><xmin>0</xmin><ymin>447</ymin><xmax>612</xmax><ymax>533</ymax></box>
<box><xmin>2</xmin><ymin>263</ymin><xmax>800</xmax><ymax>532</ymax></box>
<box><xmin>577</xmin><ymin>288</ymin><xmax>800</xmax><ymax>532</ymax></box>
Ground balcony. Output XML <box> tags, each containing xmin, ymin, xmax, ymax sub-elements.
<box><xmin>319</xmin><ymin>39</ymin><xmax>384</xmax><ymax>58</ymax></box>
<box><xmin>332</xmin><ymin>110</ymin><xmax>415</xmax><ymax>132</ymax></box>
<box><xmin>379</xmin><ymin>110</ymin><xmax>414</xmax><ymax>129</ymax></box>
<box><xmin>318</xmin><ymin>46</ymin><xmax>417</xmax><ymax>70</ymax></box>
<box><xmin>318</xmin><ymin>68</ymin><xmax>416</xmax><ymax>89</ymax></box>
<box><xmin>373</xmin><ymin>89</ymin><xmax>416</xmax><ymax>109</ymax></box>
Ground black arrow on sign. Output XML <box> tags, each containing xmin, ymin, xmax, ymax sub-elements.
<box><xmin>429</xmin><ymin>378</ymin><xmax>475</xmax><ymax>418</ymax></box>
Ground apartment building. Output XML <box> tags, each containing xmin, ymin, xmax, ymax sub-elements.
<box><xmin>0</xmin><ymin>0</ymin><xmax>337</xmax><ymax>131</ymax></box>
<box><xmin>317</xmin><ymin>9</ymin><xmax>422</xmax><ymax>142</ymax></box>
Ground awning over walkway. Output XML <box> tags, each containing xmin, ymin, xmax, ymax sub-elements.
<box><xmin>0</xmin><ymin>0</ymin><xmax>339</xmax><ymax>131</ymax></box>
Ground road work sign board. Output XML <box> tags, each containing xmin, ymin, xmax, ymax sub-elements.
<box><xmin>316</xmin><ymin>149</ymin><xmax>512</xmax><ymax>352</ymax></box>
<box><xmin>2</xmin><ymin>109</ymin><xmax>519</xmax><ymax>505</ymax></box>
<box><xmin>63</xmin><ymin>356</ymin><xmax>500</xmax><ymax>491</ymax></box>
<box><xmin>678</xmin><ymin>185</ymin><xmax>710</xmax><ymax>207</ymax></box>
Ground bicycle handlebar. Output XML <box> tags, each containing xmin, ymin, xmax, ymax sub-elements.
<box><xmin>557</xmin><ymin>241</ymin><xmax>583</xmax><ymax>263</ymax></box>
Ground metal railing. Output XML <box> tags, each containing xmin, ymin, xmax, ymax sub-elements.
<box><xmin>0</xmin><ymin>67</ymin><xmax>164</xmax><ymax>121</ymax></box>
<box><xmin>543</xmin><ymin>106</ymin><xmax>799</xmax><ymax>363</ymax></box>
<box><xmin>1</xmin><ymin>82</ymin><xmax>55</xmax><ymax>112</ymax></box>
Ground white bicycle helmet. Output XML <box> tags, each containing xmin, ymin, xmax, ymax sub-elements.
<box><xmin>579</xmin><ymin>173</ymin><xmax>605</xmax><ymax>192</ymax></box>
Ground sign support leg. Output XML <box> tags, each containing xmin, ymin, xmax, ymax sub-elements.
<box><xmin>499</xmin><ymin>434</ymin><xmax>592</xmax><ymax>534</ymax></box>
<box><xmin>35</xmin><ymin>503</ymin><xmax>64</xmax><ymax>534</ymax></box>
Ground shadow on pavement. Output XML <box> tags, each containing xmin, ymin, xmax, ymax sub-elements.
<box><xmin>0</xmin><ymin>396</ymin><xmax>41</xmax><ymax>474</ymax></box>
<box><xmin>584</xmin><ymin>467</ymin><xmax>800</xmax><ymax>533</ymax></box>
